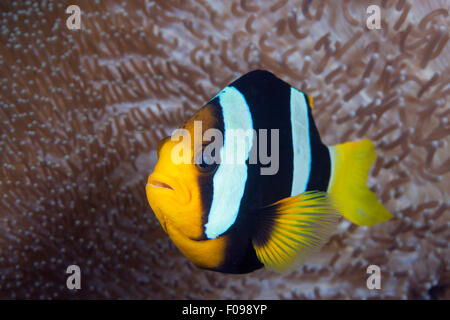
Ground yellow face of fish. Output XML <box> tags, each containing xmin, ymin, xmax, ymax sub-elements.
<box><xmin>145</xmin><ymin>105</ymin><xmax>227</xmax><ymax>270</ymax></box>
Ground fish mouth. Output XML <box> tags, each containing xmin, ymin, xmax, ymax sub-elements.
<box><xmin>147</xmin><ymin>178</ymin><xmax>174</xmax><ymax>191</ymax></box>
<box><xmin>147</xmin><ymin>172</ymin><xmax>191</xmax><ymax>205</ymax></box>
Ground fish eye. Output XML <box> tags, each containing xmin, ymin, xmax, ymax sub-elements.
<box><xmin>194</xmin><ymin>151</ymin><xmax>218</xmax><ymax>174</ymax></box>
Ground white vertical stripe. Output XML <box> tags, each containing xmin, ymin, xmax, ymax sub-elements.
<box><xmin>205</xmin><ymin>86</ymin><xmax>254</xmax><ymax>239</ymax></box>
<box><xmin>327</xmin><ymin>146</ymin><xmax>336</xmax><ymax>192</ymax></box>
<box><xmin>290</xmin><ymin>88</ymin><xmax>312</xmax><ymax>196</ymax></box>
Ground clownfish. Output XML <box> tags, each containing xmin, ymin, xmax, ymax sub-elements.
<box><xmin>146</xmin><ymin>70</ymin><xmax>393</xmax><ymax>274</ymax></box>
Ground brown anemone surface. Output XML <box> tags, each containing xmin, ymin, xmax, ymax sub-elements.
<box><xmin>0</xmin><ymin>0</ymin><xmax>449</xmax><ymax>299</ymax></box>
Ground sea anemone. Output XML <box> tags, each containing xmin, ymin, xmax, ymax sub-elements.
<box><xmin>0</xmin><ymin>0</ymin><xmax>448</xmax><ymax>299</ymax></box>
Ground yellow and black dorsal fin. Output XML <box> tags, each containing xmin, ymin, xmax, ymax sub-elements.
<box><xmin>252</xmin><ymin>191</ymin><xmax>341</xmax><ymax>273</ymax></box>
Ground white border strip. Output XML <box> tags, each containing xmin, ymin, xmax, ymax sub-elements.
<box><xmin>290</xmin><ymin>88</ymin><xmax>311</xmax><ymax>196</ymax></box>
<box><xmin>205</xmin><ymin>86</ymin><xmax>254</xmax><ymax>239</ymax></box>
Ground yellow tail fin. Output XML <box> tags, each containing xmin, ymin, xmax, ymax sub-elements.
<box><xmin>328</xmin><ymin>139</ymin><xmax>393</xmax><ymax>226</ymax></box>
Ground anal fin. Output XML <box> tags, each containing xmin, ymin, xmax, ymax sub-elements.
<box><xmin>252</xmin><ymin>191</ymin><xmax>340</xmax><ymax>273</ymax></box>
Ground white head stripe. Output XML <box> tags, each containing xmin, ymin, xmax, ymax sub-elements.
<box><xmin>204</xmin><ymin>86</ymin><xmax>254</xmax><ymax>239</ymax></box>
<box><xmin>290</xmin><ymin>88</ymin><xmax>312</xmax><ymax>196</ymax></box>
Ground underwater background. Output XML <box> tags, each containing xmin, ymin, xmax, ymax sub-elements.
<box><xmin>0</xmin><ymin>0</ymin><xmax>448</xmax><ymax>299</ymax></box>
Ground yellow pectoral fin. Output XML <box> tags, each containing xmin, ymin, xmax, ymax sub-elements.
<box><xmin>252</xmin><ymin>191</ymin><xmax>341</xmax><ymax>273</ymax></box>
